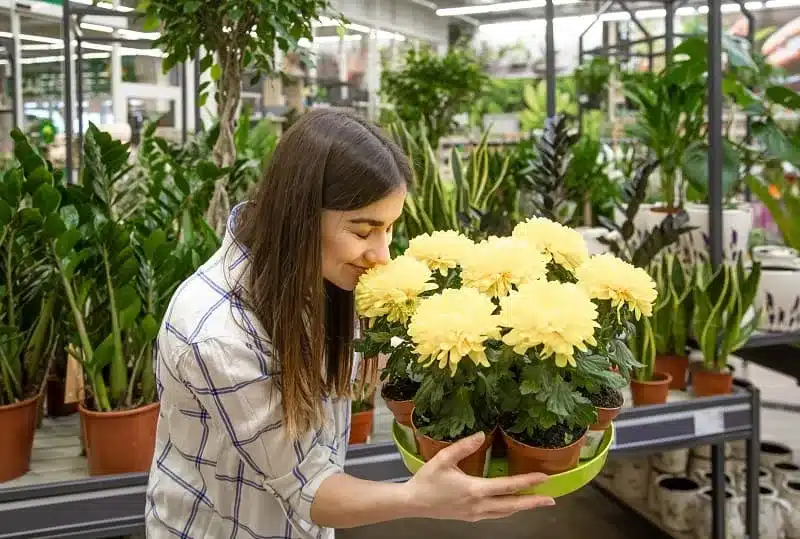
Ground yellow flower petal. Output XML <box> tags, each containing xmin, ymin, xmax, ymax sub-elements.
<box><xmin>575</xmin><ymin>254</ymin><xmax>658</xmax><ymax>318</ymax></box>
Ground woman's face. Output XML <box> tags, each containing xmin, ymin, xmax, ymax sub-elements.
<box><xmin>321</xmin><ymin>187</ymin><xmax>407</xmax><ymax>291</ymax></box>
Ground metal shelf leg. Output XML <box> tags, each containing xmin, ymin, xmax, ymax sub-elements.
<box><xmin>711</xmin><ymin>444</ymin><xmax>727</xmax><ymax>539</ymax></box>
<box><xmin>746</xmin><ymin>387</ymin><xmax>761</xmax><ymax>538</ymax></box>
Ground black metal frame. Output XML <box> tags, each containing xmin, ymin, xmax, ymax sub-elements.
<box><xmin>0</xmin><ymin>38</ymin><xmax>20</xmax><ymax>129</ymax></box>
<box><xmin>61</xmin><ymin>1</ymin><xmax>190</xmax><ymax>178</ymax></box>
<box><xmin>0</xmin><ymin>387</ymin><xmax>761</xmax><ymax>539</ymax></box>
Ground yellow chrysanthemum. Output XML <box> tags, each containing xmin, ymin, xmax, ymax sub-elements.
<box><xmin>406</xmin><ymin>230</ymin><xmax>475</xmax><ymax>275</ymax></box>
<box><xmin>499</xmin><ymin>280</ymin><xmax>599</xmax><ymax>368</ymax></box>
<box><xmin>408</xmin><ymin>288</ymin><xmax>500</xmax><ymax>376</ymax></box>
<box><xmin>575</xmin><ymin>253</ymin><xmax>658</xmax><ymax>319</ymax></box>
<box><xmin>355</xmin><ymin>256</ymin><xmax>437</xmax><ymax>324</ymax></box>
<box><xmin>512</xmin><ymin>217</ymin><xmax>589</xmax><ymax>272</ymax></box>
<box><xmin>460</xmin><ymin>236</ymin><xmax>548</xmax><ymax>297</ymax></box>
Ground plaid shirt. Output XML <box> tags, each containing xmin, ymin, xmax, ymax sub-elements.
<box><xmin>145</xmin><ymin>204</ymin><xmax>351</xmax><ymax>539</ymax></box>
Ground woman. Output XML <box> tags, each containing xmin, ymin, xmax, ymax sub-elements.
<box><xmin>145</xmin><ymin>109</ymin><xmax>554</xmax><ymax>539</ymax></box>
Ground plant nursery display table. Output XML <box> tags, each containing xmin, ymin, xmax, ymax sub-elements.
<box><xmin>0</xmin><ymin>386</ymin><xmax>760</xmax><ymax>539</ymax></box>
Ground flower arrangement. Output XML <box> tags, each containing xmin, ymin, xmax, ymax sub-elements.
<box><xmin>355</xmin><ymin>219</ymin><xmax>658</xmax><ymax>477</ymax></box>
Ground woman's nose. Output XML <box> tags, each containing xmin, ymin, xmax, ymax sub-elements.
<box><xmin>365</xmin><ymin>242</ymin><xmax>391</xmax><ymax>266</ymax></box>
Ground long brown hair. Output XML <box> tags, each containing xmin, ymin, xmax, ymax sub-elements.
<box><xmin>235</xmin><ymin>109</ymin><xmax>411</xmax><ymax>439</ymax></box>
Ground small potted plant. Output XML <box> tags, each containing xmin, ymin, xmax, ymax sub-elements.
<box><xmin>349</xmin><ymin>368</ymin><xmax>377</xmax><ymax>445</ymax></box>
<box><xmin>692</xmin><ymin>259</ymin><xmax>761</xmax><ymax>397</ymax></box>
<box><xmin>629</xmin><ymin>316</ymin><xmax>672</xmax><ymax>406</ymax></box>
<box><xmin>650</xmin><ymin>255</ymin><xmax>695</xmax><ymax>390</ymax></box>
<box><xmin>408</xmin><ymin>287</ymin><xmax>501</xmax><ymax>477</ymax></box>
<box><xmin>573</xmin><ymin>252</ymin><xmax>657</xmax><ymax>455</ymax></box>
<box><xmin>354</xmin><ymin>254</ymin><xmax>437</xmax><ymax>444</ymax></box>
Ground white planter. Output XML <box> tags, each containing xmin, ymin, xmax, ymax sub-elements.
<box><xmin>774</xmin><ymin>462</ymin><xmax>800</xmax><ymax>498</ymax></box>
<box><xmin>756</xmin><ymin>484</ymin><xmax>793</xmax><ymax>539</ymax></box>
<box><xmin>648</xmin><ymin>471</ymin><xmax>675</xmax><ymax>513</ymax></box>
<box><xmin>751</xmin><ymin>246</ymin><xmax>800</xmax><ymax>332</ymax></box>
<box><xmin>727</xmin><ymin>459</ymin><xmax>774</xmax><ymax>494</ymax></box>
<box><xmin>637</xmin><ymin>203</ymin><xmax>753</xmax><ymax>267</ymax></box>
<box><xmin>652</xmin><ymin>449</ymin><xmax>690</xmax><ymax>475</ymax></box>
<box><xmin>781</xmin><ymin>479</ymin><xmax>800</xmax><ymax>539</ymax></box>
<box><xmin>613</xmin><ymin>456</ymin><xmax>650</xmax><ymax>501</ymax></box>
<box><xmin>762</xmin><ymin>441</ymin><xmax>794</xmax><ymax>469</ymax></box>
<box><xmin>657</xmin><ymin>476</ymin><xmax>702</xmax><ymax>532</ymax></box>
<box><xmin>691</xmin><ymin>487</ymin><xmax>746</xmax><ymax>539</ymax></box>
<box><xmin>576</xmin><ymin>226</ymin><xmax>612</xmax><ymax>256</ymax></box>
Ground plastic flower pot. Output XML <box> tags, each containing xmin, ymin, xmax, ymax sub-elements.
<box><xmin>348</xmin><ymin>408</ymin><xmax>374</xmax><ymax>445</ymax></box>
<box><xmin>0</xmin><ymin>393</ymin><xmax>42</xmax><ymax>482</ymax></box>
<box><xmin>692</xmin><ymin>369</ymin><xmax>733</xmax><ymax>397</ymax></box>
<box><xmin>582</xmin><ymin>404</ymin><xmax>622</xmax><ymax>459</ymax></box>
<box><xmin>413</xmin><ymin>420</ymin><xmax>496</xmax><ymax>478</ymax></box>
<box><xmin>655</xmin><ymin>355</ymin><xmax>689</xmax><ymax>390</ymax></box>
<box><xmin>79</xmin><ymin>402</ymin><xmax>159</xmax><ymax>476</ymax></box>
<box><xmin>631</xmin><ymin>372</ymin><xmax>673</xmax><ymax>406</ymax></box>
<box><xmin>501</xmin><ymin>428</ymin><xmax>588</xmax><ymax>476</ymax></box>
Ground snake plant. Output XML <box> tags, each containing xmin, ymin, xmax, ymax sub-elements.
<box><xmin>650</xmin><ymin>255</ymin><xmax>695</xmax><ymax>358</ymax></box>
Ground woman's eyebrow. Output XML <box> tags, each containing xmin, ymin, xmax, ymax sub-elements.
<box><xmin>348</xmin><ymin>217</ymin><xmax>385</xmax><ymax>226</ymax></box>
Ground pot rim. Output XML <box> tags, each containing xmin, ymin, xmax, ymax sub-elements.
<box><xmin>79</xmin><ymin>400</ymin><xmax>159</xmax><ymax>419</ymax></box>
<box><xmin>410</xmin><ymin>405</ymin><xmax>496</xmax><ymax>444</ymax></box>
<box><xmin>0</xmin><ymin>391</ymin><xmax>43</xmax><ymax>412</ymax></box>
<box><xmin>631</xmin><ymin>371</ymin><xmax>673</xmax><ymax>386</ymax></box>
<box><xmin>500</xmin><ymin>425</ymin><xmax>589</xmax><ymax>452</ymax></box>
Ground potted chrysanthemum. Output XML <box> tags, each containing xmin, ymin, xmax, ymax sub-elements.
<box><xmin>574</xmin><ymin>253</ymin><xmax>658</xmax><ymax>453</ymax></box>
<box><xmin>408</xmin><ymin>287</ymin><xmax>502</xmax><ymax>477</ymax></box>
<box><xmin>405</xmin><ymin>229</ymin><xmax>475</xmax><ymax>289</ymax></box>
<box><xmin>497</xmin><ymin>279</ymin><xmax>602</xmax><ymax>475</ymax></box>
<box><xmin>354</xmin><ymin>255</ymin><xmax>437</xmax><ymax>445</ymax></box>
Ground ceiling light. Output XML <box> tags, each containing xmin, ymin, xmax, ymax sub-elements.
<box><xmin>437</xmin><ymin>0</ymin><xmax>579</xmax><ymax>16</ymax></box>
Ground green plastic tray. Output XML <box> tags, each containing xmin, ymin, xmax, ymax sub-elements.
<box><xmin>392</xmin><ymin>422</ymin><xmax>615</xmax><ymax>498</ymax></box>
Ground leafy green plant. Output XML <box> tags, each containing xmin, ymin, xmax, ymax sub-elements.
<box><xmin>746</xmin><ymin>165</ymin><xmax>800</xmax><ymax>251</ymax></box>
<box><xmin>649</xmin><ymin>254</ymin><xmax>695</xmax><ymax>358</ymax></box>
<box><xmin>575</xmin><ymin>56</ymin><xmax>613</xmax><ymax>109</ymax></box>
<box><xmin>693</xmin><ymin>259</ymin><xmax>762</xmax><ymax>372</ymax></box>
<box><xmin>139</xmin><ymin>0</ymin><xmax>332</xmax><ymax>232</ymax></box>
<box><xmin>523</xmin><ymin>114</ymin><xmax>579</xmax><ymax>225</ymax></box>
<box><xmin>388</xmin><ymin>121</ymin><xmax>509</xmax><ymax>243</ymax></box>
<box><xmin>629</xmin><ymin>316</ymin><xmax>657</xmax><ymax>382</ymax></box>
<box><xmin>598</xmin><ymin>160</ymin><xmax>695</xmax><ymax>268</ymax></box>
<box><xmin>0</xmin><ymin>161</ymin><xmax>58</xmax><ymax>405</ymax></box>
<box><xmin>382</xmin><ymin>45</ymin><xmax>488</xmax><ymax>147</ymax></box>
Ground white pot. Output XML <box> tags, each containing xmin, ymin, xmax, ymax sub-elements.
<box><xmin>762</xmin><ymin>441</ymin><xmax>794</xmax><ymax>469</ymax></box>
<box><xmin>657</xmin><ymin>476</ymin><xmax>703</xmax><ymax>532</ymax></box>
<box><xmin>774</xmin><ymin>462</ymin><xmax>800</xmax><ymax>498</ymax></box>
<box><xmin>751</xmin><ymin>246</ymin><xmax>800</xmax><ymax>332</ymax></box>
<box><xmin>613</xmin><ymin>456</ymin><xmax>650</xmax><ymax>501</ymax></box>
<box><xmin>727</xmin><ymin>459</ymin><xmax>774</xmax><ymax>494</ymax></box>
<box><xmin>648</xmin><ymin>471</ymin><xmax>675</xmax><ymax>514</ymax></box>
<box><xmin>781</xmin><ymin>479</ymin><xmax>800</xmax><ymax>539</ymax></box>
<box><xmin>576</xmin><ymin>226</ymin><xmax>613</xmax><ymax>256</ymax></box>
<box><xmin>728</xmin><ymin>439</ymin><xmax>748</xmax><ymax>460</ymax></box>
<box><xmin>640</xmin><ymin>203</ymin><xmax>753</xmax><ymax>267</ymax></box>
<box><xmin>755</xmin><ymin>484</ymin><xmax>793</xmax><ymax>539</ymax></box>
<box><xmin>692</xmin><ymin>444</ymin><xmax>733</xmax><ymax>460</ymax></box>
<box><xmin>692</xmin><ymin>487</ymin><xmax>746</xmax><ymax>539</ymax></box>
<box><xmin>652</xmin><ymin>449</ymin><xmax>691</xmax><ymax>475</ymax></box>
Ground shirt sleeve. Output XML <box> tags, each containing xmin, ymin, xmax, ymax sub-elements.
<box><xmin>176</xmin><ymin>336</ymin><xmax>343</xmax><ymax>539</ymax></box>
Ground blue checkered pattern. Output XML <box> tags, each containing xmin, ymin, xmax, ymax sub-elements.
<box><xmin>145</xmin><ymin>204</ymin><xmax>352</xmax><ymax>539</ymax></box>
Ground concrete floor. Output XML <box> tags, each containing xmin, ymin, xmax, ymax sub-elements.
<box><xmin>338</xmin><ymin>486</ymin><xmax>669</xmax><ymax>539</ymax></box>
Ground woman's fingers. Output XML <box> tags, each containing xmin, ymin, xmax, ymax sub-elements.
<box><xmin>767</xmin><ymin>47</ymin><xmax>800</xmax><ymax>69</ymax></box>
<box><xmin>480</xmin><ymin>493</ymin><xmax>556</xmax><ymax>515</ymax></box>
<box><xmin>476</xmin><ymin>472</ymin><xmax>551</xmax><ymax>496</ymax></box>
<box><xmin>430</xmin><ymin>432</ymin><xmax>485</xmax><ymax>468</ymax></box>
<box><xmin>763</xmin><ymin>17</ymin><xmax>800</xmax><ymax>56</ymax></box>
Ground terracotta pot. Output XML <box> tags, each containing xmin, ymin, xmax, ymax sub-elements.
<box><xmin>0</xmin><ymin>393</ymin><xmax>42</xmax><ymax>482</ymax></box>
<box><xmin>46</xmin><ymin>377</ymin><xmax>79</xmax><ymax>417</ymax></box>
<box><xmin>692</xmin><ymin>369</ymin><xmax>733</xmax><ymax>397</ymax></box>
<box><xmin>592</xmin><ymin>405</ymin><xmax>622</xmax><ymax>430</ymax></box>
<box><xmin>502</xmin><ymin>428</ymin><xmax>588</xmax><ymax>475</ymax></box>
<box><xmin>385</xmin><ymin>398</ymin><xmax>414</xmax><ymax>428</ymax></box>
<box><xmin>348</xmin><ymin>408</ymin><xmax>374</xmax><ymax>445</ymax></box>
<box><xmin>631</xmin><ymin>372</ymin><xmax>673</xmax><ymax>406</ymax></box>
<box><xmin>79</xmin><ymin>402</ymin><xmax>159</xmax><ymax>476</ymax></box>
<box><xmin>655</xmin><ymin>355</ymin><xmax>689</xmax><ymax>390</ymax></box>
<box><xmin>415</xmin><ymin>424</ymin><xmax>496</xmax><ymax>477</ymax></box>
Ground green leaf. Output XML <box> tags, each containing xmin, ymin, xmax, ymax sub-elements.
<box><xmin>94</xmin><ymin>334</ymin><xmax>115</xmax><ymax>370</ymax></box>
<box><xmin>42</xmin><ymin>213</ymin><xmax>66</xmax><ymax>239</ymax></box>
<box><xmin>143</xmin><ymin>229</ymin><xmax>167</xmax><ymax>260</ymax></box>
<box><xmin>18</xmin><ymin>207</ymin><xmax>42</xmax><ymax>226</ymax></box>
<box><xmin>682</xmin><ymin>139</ymin><xmax>741</xmax><ymax>200</ymax></box>
<box><xmin>141</xmin><ymin>314</ymin><xmax>160</xmax><ymax>342</ymax></box>
<box><xmin>765</xmin><ymin>85</ymin><xmax>800</xmax><ymax>110</ymax></box>
<box><xmin>56</xmin><ymin>229</ymin><xmax>82</xmax><ymax>258</ymax></box>
<box><xmin>0</xmin><ymin>200</ymin><xmax>11</xmax><ymax>226</ymax></box>
<box><xmin>753</xmin><ymin>121</ymin><xmax>800</xmax><ymax>167</ymax></box>
<box><xmin>33</xmin><ymin>184</ymin><xmax>61</xmax><ymax>214</ymax></box>
<box><xmin>211</xmin><ymin>64</ymin><xmax>222</xmax><ymax>82</ymax></box>
<box><xmin>142</xmin><ymin>13</ymin><xmax>160</xmax><ymax>32</ymax></box>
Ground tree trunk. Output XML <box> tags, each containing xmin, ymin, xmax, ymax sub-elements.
<box><xmin>205</xmin><ymin>49</ymin><xmax>243</xmax><ymax>236</ymax></box>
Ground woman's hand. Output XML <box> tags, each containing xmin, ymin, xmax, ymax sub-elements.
<box><xmin>403</xmin><ymin>432</ymin><xmax>556</xmax><ymax>522</ymax></box>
